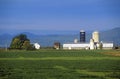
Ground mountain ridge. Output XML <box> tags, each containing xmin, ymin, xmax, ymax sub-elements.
<box><xmin>0</xmin><ymin>27</ymin><xmax>120</xmax><ymax>47</ymax></box>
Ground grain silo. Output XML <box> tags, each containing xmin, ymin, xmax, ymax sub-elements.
<box><xmin>74</xmin><ymin>39</ymin><xmax>78</xmax><ymax>43</ymax></box>
<box><xmin>92</xmin><ymin>31</ymin><xmax>99</xmax><ymax>43</ymax></box>
<box><xmin>90</xmin><ymin>39</ymin><xmax>94</xmax><ymax>50</ymax></box>
<box><xmin>80</xmin><ymin>30</ymin><xmax>86</xmax><ymax>42</ymax></box>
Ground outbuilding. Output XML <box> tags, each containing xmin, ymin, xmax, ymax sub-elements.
<box><xmin>63</xmin><ymin>43</ymin><xmax>90</xmax><ymax>50</ymax></box>
<box><xmin>34</xmin><ymin>43</ymin><xmax>40</xmax><ymax>49</ymax></box>
<box><xmin>63</xmin><ymin>42</ymin><xmax>113</xmax><ymax>50</ymax></box>
<box><xmin>102</xmin><ymin>43</ymin><xmax>113</xmax><ymax>49</ymax></box>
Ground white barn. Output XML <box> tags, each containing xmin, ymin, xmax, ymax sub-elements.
<box><xmin>102</xmin><ymin>43</ymin><xmax>113</xmax><ymax>49</ymax></box>
<box><xmin>34</xmin><ymin>43</ymin><xmax>40</xmax><ymax>49</ymax></box>
<box><xmin>63</xmin><ymin>30</ymin><xmax>114</xmax><ymax>50</ymax></box>
<box><xmin>63</xmin><ymin>43</ymin><xmax>90</xmax><ymax>50</ymax></box>
<box><xmin>63</xmin><ymin>42</ymin><xmax>113</xmax><ymax>50</ymax></box>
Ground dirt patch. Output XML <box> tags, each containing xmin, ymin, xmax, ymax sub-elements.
<box><xmin>101</xmin><ymin>52</ymin><xmax>120</xmax><ymax>57</ymax></box>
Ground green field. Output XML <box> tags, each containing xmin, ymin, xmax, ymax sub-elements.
<box><xmin>0</xmin><ymin>49</ymin><xmax>120</xmax><ymax>79</ymax></box>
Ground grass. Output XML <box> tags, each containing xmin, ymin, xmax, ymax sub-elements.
<box><xmin>0</xmin><ymin>49</ymin><xmax>120</xmax><ymax>79</ymax></box>
<box><xmin>0</xmin><ymin>49</ymin><xmax>110</xmax><ymax>58</ymax></box>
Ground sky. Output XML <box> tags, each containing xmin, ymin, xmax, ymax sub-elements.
<box><xmin>0</xmin><ymin>0</ymin><xmax>120</xmax><ymax>34</ymax></box>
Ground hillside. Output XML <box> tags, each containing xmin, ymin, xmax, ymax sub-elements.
<box><xmin>0</xmin><ymin>27</ymin><xmax>120</xmax><ymax>47</ymax></box>
<box><xmin>100</xmin><ymin>27</ymin><xmax>120</xmax><ymax>45</ymax></box>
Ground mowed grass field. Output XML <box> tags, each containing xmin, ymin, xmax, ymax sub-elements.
<box><xmin>0</xmin><ymin>49</ymin><xmax>120</xmax><ymax>79</ymax></box>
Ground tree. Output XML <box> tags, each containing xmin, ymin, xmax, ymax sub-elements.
<box><xmin>26</xmin><ymin>44</ymin><xmax>35</xmax><ymax>50</ymax></box>
<box><xmin>99</xmin><ymin>42</ymin><xmax>103</xmax><ymax>50</ymax></box>
<box><xmin>22</xmin><ymin>40</ymin><xmax>31</xmax><ymax>50</ymax></box>
<box><xmin>10</xmin><ymin>34</ymin><xmax>34</xmax><ymax>50</ymax></box>
<box><xmin>10</xmin><ymin>38</ymin><xmax>21</xmax><ymax>49</ymax></box>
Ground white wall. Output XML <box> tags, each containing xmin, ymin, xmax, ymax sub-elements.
<box><xmin>102</xmin><ymin>43</ymin><xmax>113</xmax><ymax>49</ymax></box>
<box><xmin>34</xmin><ymin>43</ymin><xmax>40</xmax><ymax>49</ymax></box>
<box><xmin>63</xmin><ymin>43</ymin><xmax>90</xmax><ymax>49</ymax></box>
<box><xmin>63</xmin><ymin>43</ymin><xmax>114</xmax><ymax>50</ymax></box>
<box><xmin>103</xmin><ymin>43</ymin><xmax>113</xmax><ymax>47</ymax></box>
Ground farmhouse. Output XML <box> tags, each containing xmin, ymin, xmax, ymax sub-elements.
<box><xmin>33</xmin><ymin>43</ymin><xmax>40</xmax><ymax>49</ymax></box>
<box><xmin>54</xmin><ymin>42</ymin><xmax>60</xmax><ymax>49</ymax></box>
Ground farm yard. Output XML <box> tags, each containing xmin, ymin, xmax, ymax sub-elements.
<box><xmin>0</xmin><ymin>49</ymin><xmax>120</xmax><ymax>79</ymax></box>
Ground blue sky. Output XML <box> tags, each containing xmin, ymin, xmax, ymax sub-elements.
<box><xmin>0</xmin><ymin>0</ymin><xmax>120</xmax><ymax>33</ymax></box>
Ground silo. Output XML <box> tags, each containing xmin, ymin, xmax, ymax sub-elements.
<box><xmin>92</xmin><ymin>31</ymin><xmax>99</xmax><ymax>43</ymax></box>
<box><xmin>90</xmin><ymin>39</ymin><xmax>94</xmax><ymax>50</ymax></box>
<box><xmin>80</xmin><ymin>30</ymin><xmax>86</xmax><ymax>42</ymax></box>
<box><xmin>74</xmin><ymin>39</ymin><xmax>78</xmax><ymax>43</ymax></box>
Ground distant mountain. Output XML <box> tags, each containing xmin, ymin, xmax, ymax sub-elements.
<box><xmin>100</xmin><ymin>27</ymin><xmax>120</xmax><ymax>46</ymax></box>
<box><xmin>0</xmin><ymin>34</ymin><xmax>13</xmax><ymax>47</ymax></box>
<box><xmin>20</xmin><ymin>32</ymin><xmax>39</xmax><ymax>38</ymax></box>
<box><xmin>0</xmin><ymin>27</ymin><xmax>120</xmax><ymax>47</ymax></box>
<box><xmin>0</xmin><ymin>33</ymin><xmax>12</xmax><ymax>39</ymax></box>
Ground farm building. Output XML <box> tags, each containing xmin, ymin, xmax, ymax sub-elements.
<box><xmin>63</xmin><ymin>30</ymin><xmax>114</xmax><ymax>50</ymax></box>
<box><xmin>34</xmin><ymin>43</ymin><xmax>40</xmax><ymax>49</ymax></box>
<box><xmin>63</xmin><ymin>42</ymin><xmax>113</xmax><ymax>50</ymax></box>
<box><xmin>63</xmin><ymin>43</ymin><xmax>89</xmax><ymax>50</ymax></box>
<box><xmin>54</xmin><ymin>42</ymin><xmax>60</xmax><ymax>49</ymax></box>
<box><xmin>102</xmin><ymin>42</ymin><xmax>113</xmax><ymax>49</ymax></box>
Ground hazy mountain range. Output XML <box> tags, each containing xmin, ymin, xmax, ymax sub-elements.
<box><xmin>0</xmin><ymin>27</ymin><xmax>120</xmax><ymax>47</ymax></box>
